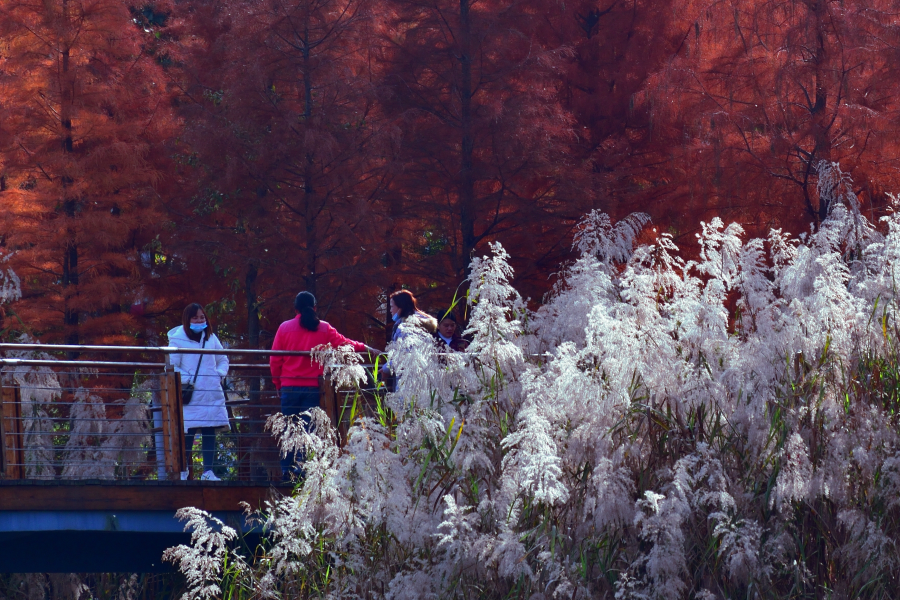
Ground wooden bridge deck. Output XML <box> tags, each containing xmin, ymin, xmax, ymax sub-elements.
<box><xmin>0</xmin><ymin>479</ymin><xmax>286</xmax><ymax>511</ymax></box>
<box><xmin>0</xmin><ymin>480</ymin><xmax>290</xmax><ymax>572</ymax></box>
<box><xmin>0</xmin><ymin>343</ymin><xmax>377</xmax><ymax>572</ymax></box>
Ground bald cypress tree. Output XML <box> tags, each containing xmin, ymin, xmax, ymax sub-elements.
<box><xmin>0</xmin><ymin>0</ymin><xmax>176</xmax><ymax>343</ymax></box>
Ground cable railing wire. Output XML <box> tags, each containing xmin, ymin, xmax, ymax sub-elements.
<box><xmin>0</xmin><ymin>342</ymin><xmax>378</xmax><ymax>356</ymax></box>
<box><xmin>0</xmin><ymin>347</ymin><xmax>385</xmax><ymax>483</ymax></box>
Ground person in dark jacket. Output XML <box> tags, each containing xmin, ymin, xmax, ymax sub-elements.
<box><xmin>434</xmin><ymin>308</ymin><xmax>469</xmax><ymax>352</ymax></box>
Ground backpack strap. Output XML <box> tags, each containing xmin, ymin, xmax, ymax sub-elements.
<box><xmin>189</xmin><ymin>336</ymin><xmax>207</xmax><ymax>386</ymax></box>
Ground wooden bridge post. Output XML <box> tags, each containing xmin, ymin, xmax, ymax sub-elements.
<box><xmin>0</xmin><ymin>382</ymin><xmax>23</xmax><ymax>479</ymax></box>
<box><xmin>320</xmin><ymin>376</ymin><xmax>351</xmax><ymax>444</ymax></box>
<box><xmin>319</xmin><ymin>375</ymin><xmax>338</xmax><ymax>430</ymax></box>
<box><xmin>158</xmin><ymin>367</ymin><xmax>186</xmax><ymax>479</ymax></box>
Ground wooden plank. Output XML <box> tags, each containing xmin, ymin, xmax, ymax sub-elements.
<box><xmin>0</xmin><ymin>484</ymin><xmax>280</xmax><ymax>512</ymax></box>
<box><xmin>10</xmin><ymin>387</ymin><xmax>20</xmax><ymax>479</ymax></box>
<box><xmin>336</xmin><ymin>389</ymin><xmax>353</xmax><ymax>444</ymax></box>
<box><xmin>158</xmin><ymin>369</ymin><xmax>187</xmax><ymax>479</ymax></box>
<box><xmin>171</xmin><ymin>371</ymin><xmax>186</xmax><ymax>472</ymax></box>
<box><xmin>0</xmin><ymin>381</ymin><xmax>6</xmax><ymax>475</ymax></box>
<box><xmin>158</xmin><ymin>370</ymin><xmax>177</xmax><ymax>478</ymax></box>
<box><xmin>0</xmin><ymin>386</ymin><xmax>22</xmax><ymax>479</ymax></box>
<box><xmin>319</xmin><ymin>376</ymin><xmax>337</xmax><ymax>430</ymax></box>
<box><xmin>158</xmin><ymin>370</ymin><xmax>172</xmax><ymax>476</ymax></box>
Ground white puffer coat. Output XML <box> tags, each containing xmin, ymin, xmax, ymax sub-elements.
<box><xmin>167</xmin><ymin>326</ymin><xmax>230</xmax><ymax>432</ymax></box>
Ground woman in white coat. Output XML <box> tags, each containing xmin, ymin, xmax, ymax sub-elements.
<box><xmin>167</xmin><ymin>303</ymin><xmax>229</xmax><ymax>481</ymax></box>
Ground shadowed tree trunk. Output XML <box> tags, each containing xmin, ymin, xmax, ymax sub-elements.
<box><xmin>458</xmin><ymin>0</ymin><xmax>475</xmax><ymax>274</ymax></box>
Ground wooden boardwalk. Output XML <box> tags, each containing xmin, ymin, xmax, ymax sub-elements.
<box><xmin>0</xmin><ymin>479</ymin><xmax>283</xmax><ymax>511</ymax></box>
<box><xmin>0</xmin><ymin>480</ymin><xmax>290</xmax><ymax>572</ymax></box>
<box><xmin>0</xmin><ymin>343</ymin><xmax>377</xmax><ymax>572</ymax></box>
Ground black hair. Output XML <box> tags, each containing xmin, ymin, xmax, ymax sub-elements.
<box><xmin>436</xmin><ymin>309</ymin><xmax>457</xmax><ymax>324</ymax></box>
<box><xmin>294</xmin><ymin>291</ymin><xmax>320</xmax><ymax>332</ymax></box>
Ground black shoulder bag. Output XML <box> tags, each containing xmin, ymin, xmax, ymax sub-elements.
<box><xmin>181</xmin><ymin>336</ymin><xmax>207</xmax><ymax>406</ymax></box>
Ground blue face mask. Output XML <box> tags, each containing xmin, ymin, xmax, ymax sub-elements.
<box><xmin>392</xmin><ymin>313</ymin><xmax>400</xmax><ymax>322</ymax></box>
<box><xmin>189</xmin><ymin>322</ymin><xmax>208</xmax><ymax>332</ymax></box>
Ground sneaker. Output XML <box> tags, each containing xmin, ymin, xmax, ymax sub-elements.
<box><xmin>200</xmin><ymin>470</ymin><xmax>220</xmax><ymax>481</ymax></box>
<box><xmin>180</xmin><ymin>471</ymin><xmax>189</xmax><ymax>480</ymax></box>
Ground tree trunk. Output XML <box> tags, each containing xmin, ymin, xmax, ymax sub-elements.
<box><xmin>60</xmin><ymin>10</ymin><xmax>79</xmax><ymax>353</ymax></box>
<box><xmin>246</xmin><ymin>262</ymin><xmax>260</xmax><ymax>350</ymax></box>
<box><xmin>302</xmin><ymin>17</ymin><xmax>318</xmax><ymax>297</ymax></box>
<box><xmin>811</xmin><ymin>0</ymin><xmax>832</xmax><ymax>223</ymax></box>
<box><xmin>458</xmin><ymin>0</ymin><xmax>476</xmax><ymax>277</ymax></box>
<box><xmin>243</xmin><ymin>261</ymin><xmax>271</xmax><ymax>481</ymax></box>
<box><xmin>385</xmin><ymin>193</ymin><xmax>404</xmax><ymax>344</ymax></box>
<box><xmin>62</xmin><ymin>199</ymin><xmax>78</xmax><ymax>346</ymax></box>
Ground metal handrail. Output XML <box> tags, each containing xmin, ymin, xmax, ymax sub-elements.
<box><xmin>0</xmin><ymin>343</ymin><xmax>385</xmax><ymax>482</ymax></box>
<box><xmin>0</xmin><ymin>359</ymin><xmax>378</xmax><ymax>370</ymax></box>
<box><xmin>0</xmin><ymin>359</ymin><xmax>291</xmax><ymax>370</ymax></box>
<box><xmin>0</xmin><ymin>343</ymin><xmax>380</xmax><ymax>356</ymax></box>
<box><xmin>0</xmin><ymin>359</ymin><xmax>163</xmax><ymax>368</ymax></box>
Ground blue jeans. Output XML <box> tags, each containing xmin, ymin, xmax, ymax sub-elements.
<box><xmin>280</xmin><ymin>386</ymin><xmax>320</xmax><ymax>477</ymax></box>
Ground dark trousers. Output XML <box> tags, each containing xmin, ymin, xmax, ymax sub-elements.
<box><xmin>280</xmin><ymin>386</ymin><xmax>320</xmax><ymax>476</ymax></box>
<box><xmin>185</xmin><ymin>427</ymin><xmax>216</xmax><ymax>471</ymax></box>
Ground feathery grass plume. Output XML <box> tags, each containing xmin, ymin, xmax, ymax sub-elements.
<box><xmin>529</xmin><ymin>210</ymin><xmax>635</xmax><ymax>352</ymax></box>
<box><xmin>46</xmin><ymin>574</ymin><xmax>90</xmax><ymax>600</ymax></box>
<box><xmin>114</xmin><ymin>574</ymin><xmax>140</xmax><ymax>600</ymax></box>
<box><xmin>0</xmin><ymin>253</ymin><xmax>21</xmax><ymax>304</ymax></box>
<box><xmin>169</xmin><ymin>162</ymin><xmax>900</xmax><ymax>598</ymax></box>
<box><xmin>101</xmin><ymin>385</ymin><xmax>152</xmax><ymax>477</ymax></box>
<box><xmin>616</xmin><ymin>487</ymin><xmax>689</xmax><ymax>600</ymax></box>
<box><xmin>14</xmin><ymin>573</ymin><xmax>49</xmax><ymax>600</ymax></box>
<box><xmin>5</xmin><ymin>336</ymin><xmax>61</xmax><ymax>479</ymax></box>
<box><xmin>573</xmin><ymin>209</ymin><xmax>651</xmax><ymax>267</ymax></box>
<box><xmin>162</xmin><ymin>508</ymin><xmax>241</xmax><ymax>600</ymax></box>
<box><xmin>62</xmin><ymin>388</ymin><xmax>115</xmax><ymax>479</ymax></box>
<box><xmin>466</xmin><ymin>241</ymin><xmax>526</xmax><ymax>376</ymax></box>
<box><xmin>312</xmin><ymin>343</ymin><xmax>367</xmax><ymax>390</ymax></box>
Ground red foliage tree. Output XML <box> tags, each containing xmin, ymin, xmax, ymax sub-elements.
<box><xmin>625</xmin><ymin>0</ymin><xmax>900</xmax><ymax>238</ymax></box>
<box><xmin>375</xmin><ymin>0</ymin><xmax>592</xmax><ymax>301</ymax></box>
<box><xmin>0</xmin><ymin>0</ymin><xmax>176</xmax><ymax>344</ymax></box>
<box><xmin>164</xmin><ymin>0</ymin><xmax>387</xmax><ymax>344</ymax></box>
<box><xmin>5</xmin><ymin>0</ymin><xmax>900</xmax><ymax>348</ymax></box>
<box><xmin>559</xmin><ymin>0</ymin><xmax>679</xmax><ymax>218</ymax></box>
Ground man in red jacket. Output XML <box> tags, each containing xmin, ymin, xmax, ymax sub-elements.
<box><xmin>270</xmin><ymin>291</ymin><xmax>377</xmax><ymax>480</ymax></box>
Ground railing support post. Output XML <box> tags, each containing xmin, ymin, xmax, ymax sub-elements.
<box><xmin>319</xmin><ymin>376</ymin><xmax>338</xmax><ymax>430</ymax></box>
<box><xmin>0</xmin><ymin>381</ymin><xmax>23</xmax><ymax>479</ymax></box>
<box><xmin>158</xmin><ymin>367</ymin><xmax>186</xmax><ymax>479</ymax></box>
<box><xmin>320</xmin><ymin>376</ymin><xmax>351</xmax><ymax>444</ymax></box>
<box><xmin>151</xmin><ymin>375</ymin><xmax>166</xmax><ymax>479</ymax></box>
